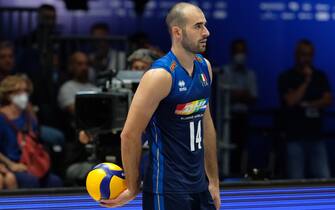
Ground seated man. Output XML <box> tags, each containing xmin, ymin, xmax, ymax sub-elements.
<box><xmin>0</xmin><ymin>75</ymin><xmax>63</xmax><ymax>188</ymax></box>
<box><xmin>58</xmin><ymin>51</ymin><xmax>99</xmax><ymax>115</ymax></box>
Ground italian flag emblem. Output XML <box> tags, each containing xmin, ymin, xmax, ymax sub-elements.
<box><xmin>200</xmin><ymin>73</ymin><xmax>208</xmax><ymax>86</ymax></box>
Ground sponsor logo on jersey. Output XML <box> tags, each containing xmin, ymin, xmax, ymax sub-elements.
<box><xmin>199</xmin><ymin>73</ymin><xmax>208</xmax><ymax>86</ymax></box>
<box><xmin>178</xmin><ymin>80</ymin><xmax>187</xmax><ymax>92</ymax></box>
<box><xmin>175</xmin><ymin>98</ymin><xmax>208</xmax><ymax>115</ymax></box>
<box><xmin>170</xmin><ymin>61</ymin><xmax>177</xmax><ymax>72</ymax></box>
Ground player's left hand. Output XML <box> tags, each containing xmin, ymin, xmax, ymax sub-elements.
<box><xmin>100</xmin><ymin>189</ymin><xmax>138</xmax><ymax>208</ymax></box>
<box><xmin>208</xmin><ymin>183</ymin><xmax>221</xmax><ymax>210</ymax></box>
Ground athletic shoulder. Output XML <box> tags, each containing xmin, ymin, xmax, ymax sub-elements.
<box><xmin>144</xmin><ymin>68</ymin><xmax>171</xmax><ymax>81</ymax></box>
<box><xmin>138</xmin><ymin>68</ymin><xmax>172</xmax><ymax>99</ymax></box>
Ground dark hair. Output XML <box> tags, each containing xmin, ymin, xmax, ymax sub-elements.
<box><xmin>296</xmin><ymin>39</ymin><xmax>314</xmax><ymax>53</ymax></box>
<box><xmin>231</xmin><ymin>39</ymin><xmax>247</xmax><ymax>53</ymax></box>
<box><xmin>90</xmin><ymin>23</ymin><xmax>110</xmax><ymax>34</ymax></box>
<box><xmin>0</xmin><ymin>41</ymin><xmax>14</xmax><ymax>52</ymax></box>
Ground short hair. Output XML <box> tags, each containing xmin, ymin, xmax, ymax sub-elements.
<box><xmin>0</xmin><ymin>41</ymin><xmax>14</xmax><ymax>52</ymax></box>
<box><xmin>231</xmin><ymin>39</ymin><xmax>247</xmax><ymax>53</ymax></box>
<box><xmin>69</xmin><ymin>51</ymin><xmax>87</xmax><ymax>63</ymax></box>
<box><xmin>296</xmin><ymin>39</ymin><xmax>314</xmax><ymax>53</ymax></box>
<box><xmin>127</xmin><ymin>48</ymin><xmax>153</xmax><ymax>64</ymax></box>
<box><xmin>165</xmin><ymin>2</ymin><xmax>201</xmax><ymax>33</ymax></box>
<box><xmin>90</xmin><ymin>22</ymin><xmax>110</xmax><ymax>34</ymax></box>
<box><xmin>0</xmin><ymin>74</ymin><xmax>33</xmax><ymax>105</ymax></box>
<box><xmin>38</xmin><ymin>4</ymin><xmax>56</xmax><ymax>13</ymax></box>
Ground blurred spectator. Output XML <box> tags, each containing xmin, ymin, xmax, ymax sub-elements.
<box><xmin>127</xmin><ymin>48</ymin><xmax>153</xmax><ymax>71</ymax></box>
<box><xmin>128</xmin><ymin>32</ymin><xmax>164</xmax><ymax>60</ymax></box>
<box><xmin>17</xmin><ymin>4</ymin><xmax>60</xmax><ymax>127</ymax></box>
<box><xmin>0</xmin><ymin>75</ymin><xmax>62</xmax><ymax>188</ymax></box>
<box><xmin>128</xmin><ymin>32</ymin><xmax>150</xmax><ymax>51</ymax></box>
<box><xmin>65</xmin><ymin>131</ymin><xmax>93</xmax><ymax>185</ymax></box>
<box><xmin>89</xmin><ymin>22</ymin><xmax>126</xmax><ymax>82</ymax></box>
<box><xmin>0</xmin><ymin>163</ymin><xmax>17</xmax><ymax>189</ymax></box>
<box><xmin>58</xmin><ymin>52</ymin><xmax>99</xmax><ymax>115</ymax></box>
<box><xmin>58</xmin><ymin>52</ymin><xmax>98</xmax><ymax>179</ymax></box>
<box><xmin>222</xmin><ymin>39</ymin><xmax>258</xmax><ymax>176</ymax></box>
<box><xmin>0</xmin><ymin>42</ymin><xmax>15</xmax><ymax>82</ymax></box>
<box><xmin>278</xmin><ymin>39</ymin><xmax>332</xmax><ymax>179</ymax></box>
<box><xmin>0</xmin><ymin>42</ymin><xmax>65</xmax><ymax>147</ymax></box>
<box><xmin>19</xmin><ymin>75</ymin><xmax>65</xmax><ymax>147</ymax></box>
<box><xmin>20</xmin><ymin>4</ymin><xmax>58</xmax><ymax>48</ymax></box>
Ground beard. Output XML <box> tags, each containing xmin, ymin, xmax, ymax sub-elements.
<box><xmin>181</xmin><ymin>31</ymin><xmax>207</xmax><ymax>54</ymax></box>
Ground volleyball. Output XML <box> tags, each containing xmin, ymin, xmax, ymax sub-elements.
<box><xmin>86</xmin><ymin>162</ymin><xmax>127</xmax><ymax>201</ymax></box>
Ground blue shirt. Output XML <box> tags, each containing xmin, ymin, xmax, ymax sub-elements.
<box><xmin>0</xmin><ymin>112</ymin><xmax>38</xmax><ymax>162</ymax></box>
<box><xmin>143</xmin><ymin>51</ymin><xmax>211</xmax><ymax>194</ymax></box>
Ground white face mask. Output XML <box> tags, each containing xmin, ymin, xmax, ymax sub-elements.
<box><xmin>11</xmin><ymin>93</ymin><xmax>29</xmax><ymax>110</ymax></box>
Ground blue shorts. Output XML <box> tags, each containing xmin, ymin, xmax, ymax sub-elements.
<box><xmin>142</xmin><ymin>190</ymin><xmax>216</xmax><ymax>210</ymax></box>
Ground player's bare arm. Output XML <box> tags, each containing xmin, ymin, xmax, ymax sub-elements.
<box><xmin>203</xmin><ymin>58</ymin><xmax>221</xmax><ymax>210</ymax></box>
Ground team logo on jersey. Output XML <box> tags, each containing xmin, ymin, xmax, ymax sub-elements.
<box><xmin>175</xmin><ymin>98</ymin><xmax>208</xmax><ymax>115</ymax></box>
<box><xmin>199</xmin><ymin>73</ymin><xmax>208</xmax><ymax>86</ymax></box>
<box><xmin>178</xmin><ymin>80</ymin><xmax>187</xmax><ymax>92</ymax></box>
<box><xmin>170</xmin><ymin>61</ymin><xmax>177</xmax><ymax>72</ymax></box>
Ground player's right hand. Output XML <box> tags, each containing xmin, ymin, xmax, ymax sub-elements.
<box><xmin>99</xmin><ymin>188</ymin><xmax>138</xmax><ymax>208</ymax></box>
<box><xmin>208</xmin><ymin>183</ymin><xmax>221</xmax><ymax>210</ymax></box>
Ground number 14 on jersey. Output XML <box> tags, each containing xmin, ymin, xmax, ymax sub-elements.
<box><xmin>189</xmin><ymin>120</ymin><xmax>202</xmax><ymax>152</ymax></box>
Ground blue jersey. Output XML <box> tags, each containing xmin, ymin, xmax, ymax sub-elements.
<box><xmin>143</xmin><ymin>51</ymin><xmax>211</xmax><ymax>194</ymax></box>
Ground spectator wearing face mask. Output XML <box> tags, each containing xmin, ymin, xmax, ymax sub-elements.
<box><xmin>221</xmin><ymin>39</ymin><xmax>258</xmax><ymax>176</ymax></box>
<box><xmin>0</xmin><ymin>42</ymin><xmax>65</xmax><ymax>148</ymax></box>
<box><xmin>0</xmin><ymin>75</ymin><xmax>63</xmax><ymax>188</ymax></box>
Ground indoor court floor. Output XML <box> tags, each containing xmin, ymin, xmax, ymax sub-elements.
<box><xmin>1</xmin><ymin>183</ymin><xmax>335</xmax><ymax>209</ymax></box>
